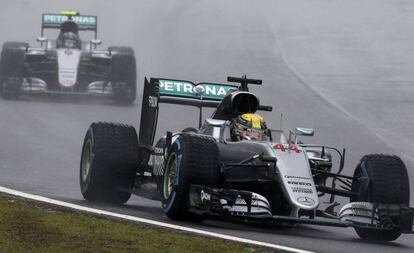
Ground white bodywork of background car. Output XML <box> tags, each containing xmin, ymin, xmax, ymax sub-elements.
<box><xmin>56</xmin><ymin>48</ymin><xmax>81</xmax><ymax>87</ymax></box>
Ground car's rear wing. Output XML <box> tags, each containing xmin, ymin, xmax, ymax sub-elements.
<box><xmin>138</xmin><ymin>77</ymin><xmax>272</xmax><ymax>164</ymax></box>
<box><xmin>139</xmin><ymin>78</ymin><xmax>233</xmax><ymax>151</ymax></box>
<box><xmin>41</xmin><ymin>13</ymin><xmax>98</xmax><ymax>38</ymax></box>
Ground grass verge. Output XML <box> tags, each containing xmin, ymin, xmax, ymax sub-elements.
<box><xmin>0</xmin><ymin>194</ymin><xmax>281</xmax><ymax>253</ymax></box>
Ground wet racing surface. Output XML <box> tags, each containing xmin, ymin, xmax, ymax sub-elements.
<box><xmin>0</xmin><ymin>0</ymin><xmax>413</xmax><ymax>252</ymax></box>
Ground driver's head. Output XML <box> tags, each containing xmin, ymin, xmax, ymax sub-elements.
<box><xmin>57</xmin><ymin>32</ymin><xmax>81</xmax><ymax>49</ymax></box>
<box><xmin>57</xmin><ymin>21</ymin><xmax>81</xmax><ymax>49</ymax></box>
<box><xmin>231</xmin><ymin>113</ymin><xmax>267</xmax><ymax>141</ymax></box>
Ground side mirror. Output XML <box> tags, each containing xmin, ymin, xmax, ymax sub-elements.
<box><xmin>295</xmin><ymin>127</ymin><xmax>314</xmax><ymax>137</ymax></box>
<box><xmin>37</xmin><ymin>37</ymin><xmax>48</xmax><ymax>43</ymax></box>
<box><xmin>90</xmin><ymin>39</ymin><xmax>102</xmax><ymax>45</ymax></box>
<box><xmin>90</xmin><ymin>39</ymin><xmax>102</xmax><ymax>50</ymax></box>
<box><xmin>37</xmin><ymin>37</ymin><xmax>48</xmax><ymax>48</ymax></box>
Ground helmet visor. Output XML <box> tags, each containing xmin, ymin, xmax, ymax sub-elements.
<box><xmin>240</xmin><ymin>128</ymin><xmax>265</xmax><ymax>140</ymax></box>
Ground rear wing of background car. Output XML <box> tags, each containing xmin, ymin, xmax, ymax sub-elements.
<box><xmin>41</xmin><ymin>12</ymin><xmax>98</xmax><ymax>38</ymax></box>
<box><xmin>138</xmin><ymin>77</ymin><xmax>273</xmax><ymax>166</ymax></box>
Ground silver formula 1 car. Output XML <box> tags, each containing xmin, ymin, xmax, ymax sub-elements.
<box><xmin>0</xmin><ymin>11</ymin><xmax>136</xmax><ymax>104</ymax></box>
<box><xmin>79</xmin><ymin>76</ymin><xmax>413</xmax><ymax>241</ymax></box>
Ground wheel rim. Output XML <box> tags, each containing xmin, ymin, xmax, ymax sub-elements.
<box><xmin>81</xmin><ymin>139</ymin><xmax>92</xmax><ymax>182</ymax></box>
<box><xmin>163</xmin><ymin>152</ymin><xmax>177</xmax><ymax>199</ymax></box>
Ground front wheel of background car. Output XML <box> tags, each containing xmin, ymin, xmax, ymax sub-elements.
<box><xmin>350</xmin><ymin>154</ymin><xmax>410</xmax><ymax>241</ymax></box>
<box><xmin>109</xmin><ymin>46</ymin><xmax>137</xmax><ymax>105</ymax></box>
<box><xmin>80</xmin><ymin>122</ymin><xmax>139</xmax><ymax>204</ymax></box>
<box><xmin>161</xmin><ymin>134</ymin><xmax>220</xmax><ymax>221</ymax></box>
<box><xmin>0</xmin><ymin>42</ymin><xmax>28</xmax><ymax>99</ymax></box>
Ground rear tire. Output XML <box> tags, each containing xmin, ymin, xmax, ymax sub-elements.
<box><xmin>162</xmin><ymin>134</ymin><xmax>220</xmax><ymax>221</ymax></box>
<box><xmin>80</xmin><ymin>122</ymin><xmax>139</xmax><ymax>204</ymax></box>
<box><xmin>0</xmin><ymin>42</ymin><xmax>28</xmax><ymax>99</ymax></box>
<box><xmin>109</xmin><ymin>47</ymin><xmax>136</xmax><ymax>104</ymax></box>
<box><xmin>351</xmin><ymin>154</ymin><xmax>410</xmax><ymax>241</ymax></box>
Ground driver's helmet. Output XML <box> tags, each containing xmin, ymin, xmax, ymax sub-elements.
<box><xmin>56</xmin><ymin>32</ymin><xmax>81</xmax><ymax>49</ymax></box>
<box><xmin>231</xmin><ymin>113</ymin><xmax>267</xmax><ymax>141</ymax></box>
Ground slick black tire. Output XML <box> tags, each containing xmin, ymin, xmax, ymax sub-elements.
<box><xmin>162</xmin><ymin>134</ymin><xmax>220</xmax><ymax>221</ymax></box>
<box><xmin>0</xmin><ymin>42</ymin><xmax>28</xmax><ymax>99</ymax></box>
<box><xmin>109</xmin><ymin>47</ymin><xmax>137</xmax><ymax>104</ymax></box>
<box><xmin>80</xmin><ymin>122</ymin><xmax>139</xmax><ymax>204</ymax></box>
<box><xmin>351</xmin><ymin>154</ymin><xmax>410</xmax><ymax>241</ymax></box>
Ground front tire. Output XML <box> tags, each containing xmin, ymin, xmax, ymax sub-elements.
<box><xmin>0</xmin><ymin>42</ymin><xmax>28</xmax><ymax>99</ymax></box>
<box><xmin>80</xmin><ymin>122</ymin><xmax>139</xmax><ymax>204</ymax></box>
<box><xmin>162</xmin><ymin>134</ymin><xmax>220</xmax><ymax>221</ymax></box>
<box><xmin>351</xmin><ymin>154</ymin><xmax>410</xmax><ymax>241</ymax></box>
<box><xmin>109</xmin><ymin>47</ymin><xmax>137</xmax><ymax>105</ymax></box>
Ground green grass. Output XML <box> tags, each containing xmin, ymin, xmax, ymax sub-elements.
<box><xmin>0</xmin><ymin>195</ymin><xmax>279</xmax><ymax>253</ymax></box>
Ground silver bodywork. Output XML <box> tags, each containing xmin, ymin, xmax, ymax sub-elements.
<box><xmin>269</xmin><ymin>143</ymin><xmax>319</xmax><ymax>214</ymax></box>
<box><xmin>139</xmin><ymin>76</ymin><xmax>413</xmax><ymax>236</ymax></box>
<box><xmin>152</xmin><ymin>119</ymin><xmax>320</xmax><ymax>218</ymax></box>
<box><xmin>21</xmin><ymin>42</ymin><xmax>114</xmax><ymax>96</ymax></box>
<box><xmin>57</xmin><ymin>48</ymin><xmax>80</xmax><ymax>87</ymax></box>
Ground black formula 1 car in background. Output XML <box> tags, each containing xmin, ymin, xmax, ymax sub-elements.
<box><xmin>0</xmin><ymin>11</ymin><xmax>136</xmax><ymax>104</ymax></box>
<box><xmin>79</xmin><ymin>75</ymin><xmax>413</xmax><ymax>241</ymax></box>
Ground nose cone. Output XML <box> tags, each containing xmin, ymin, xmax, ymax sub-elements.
<box><xmin>57</xmin><ymin>49</ymin><xmax>81</xmax><ymax>87</ymax></box>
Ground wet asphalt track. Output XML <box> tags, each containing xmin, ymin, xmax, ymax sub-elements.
<box><xmin>0</xmin><ymin>0</ymin><xmax>413</xmax><ymax>252</ymax></box>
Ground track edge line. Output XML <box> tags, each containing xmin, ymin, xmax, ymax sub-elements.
<box><xmin>0</xmin><ymin>186</ymin><xmax>314</xmax><ymax>253</ymax></box>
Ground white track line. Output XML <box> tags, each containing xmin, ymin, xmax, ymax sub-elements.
<box><xmin>0</xmin><ymin>186</ymin><xmax>313</xmax><ymax>253</ymax></box>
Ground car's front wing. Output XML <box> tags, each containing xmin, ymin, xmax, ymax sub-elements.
<box><xmin>188</xmin><ymin>184</ymin><xmax>414</xmax><ymax>233</ymax></box>
<box><xmin>19</xmin><ymin>77</ymin><xmax>118</xmax><ymax>97</ymax></box>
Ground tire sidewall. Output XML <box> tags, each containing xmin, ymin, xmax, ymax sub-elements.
<box><xmin>161</xmin><ymin>138</ymin><xmax>189</xmax><ymax>217</ymax></box>
<box><xmin>0</xmin><ymin>42</ymin><xmax>27</xmax><ymax>98</ymax></box>
<box><xmin>109</xmin><ymin>47</ymin><xmax>136</xmax><ymax>104</ymax></box>
<box><xmin>351</xmin><ymin>155</ymin><xmax>409</xmax><ymax>241</ymax></box>
<box><xmin>353</xmin><ymin>155</ymin><xmax>409</xmax><ymax>204</ymax></box>
<box><xmin>79</xmin><ymin>123</ymin><xmax>138</xmax><ymax>204</ymax></box>
<box><xmin>79</xmin><ymin>127</ymin><xmax>95</xmax><ymax>196</ymax></box>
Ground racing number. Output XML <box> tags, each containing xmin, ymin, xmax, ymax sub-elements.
<box><xmin>273</xmin><ymin>144</ymin><xmax>301</xmax><ymax>153</ymax></box>
<box><xmin>273</xmin><ymin>144</ymin><xmax>286</xmax><ymax>152</ymax></box>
